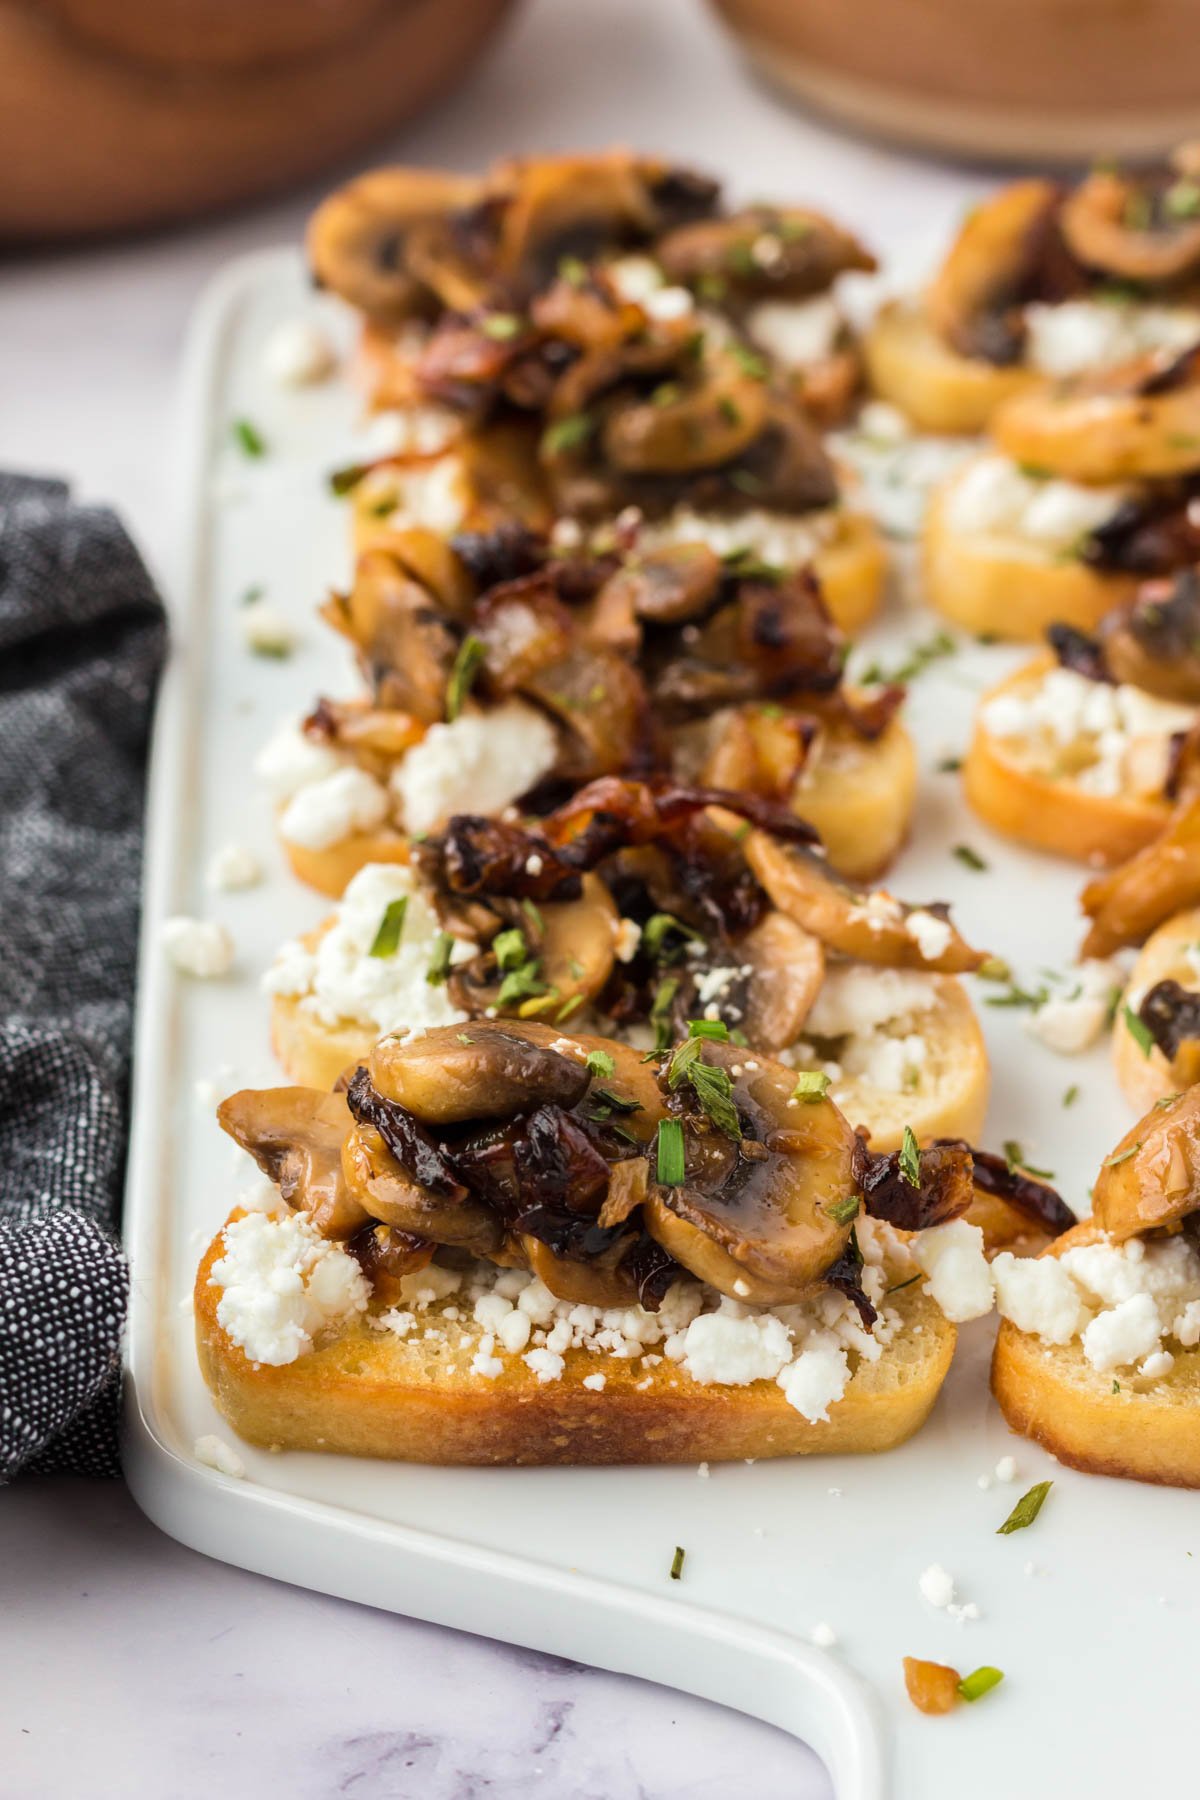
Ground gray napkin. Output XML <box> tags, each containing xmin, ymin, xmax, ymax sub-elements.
<box><xmin>0</xmin><ymin>474</ymin><xmax>166</xmax><ymax>1480</ymax></box>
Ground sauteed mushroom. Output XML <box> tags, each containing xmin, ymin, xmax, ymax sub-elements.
<box><xmin>1135</xmin><ymin>980</ymin><xmax>1200</xmax><ymax>1089</ymax></box>
<box><xmin>307</xmin><ymin>166</ymin><xmax>484</xmax><ymax>322</ymax></box>
<box><xmin>600</xmin><ymin>341</ymin><xmax>770</xmax><ymax>474</ymax></box>
<box><xmin>1060</xmin><ymin>154</ymin><xmax>1200</xmax><ymax>287</ymax></box>
<box><xmin>656</xmin><ymin>206</ymin><xmax>875</xmax><ymax>301</ymax></box>
<box><xmin>448</xmin><ymin>873</ymin><xmax>619</xmax><ymax>1020</ymax></box>
<box><xmin>1092</xmin><ymin>1085</ymin><xmax>1200</xmax><ymax>1241</ymax></box>
<box><xmin>217</xmin><ymin>1089</ymin><xmax>368</xmax><ymax>1239</ymax></box>
<box><xmin>1095</xmin><ymin>569</ymin><xmax>1200</xmax><ymax>701</ymax></box>
<box><xmin>342</xmin><ymin>1110</ymin><xmax>504</xmax><ymax>1255</ymax></box>
<box><xmin>643</xmin><ymin>1042</ymin><xmax>859</xmax><ymax>1305</ymax></box>
<box><xmin>369</xmin><ymin>1019</ymin><xmax>594</xmax><ymax>1124</ymax></box>
<box><xmin>322</xmin><ymin>549</ymin><xmax>459</xmax><ymax>720</ymax></box>
<box><xmin>743</xmin><ymin>834</ymin><xmax>985</xmax><ymax>971</ymax></box>
<box><xmin>1081</xmin><ymin>794</ymin><xmax>1200</xmax><ymax>955</ymax></box>
<box><xmin>927</xmin><ymin>179</ymin><xmax>1071</xmax><ymax>364</ymax></box>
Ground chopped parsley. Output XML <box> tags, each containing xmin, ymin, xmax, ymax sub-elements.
<box><xmin>687</xmin><ymin>1019</ymin><xmax>729</xmax><ymax>1040</ymax></box>
<box><xmin>446</xmin><ymin>633</ymin><xmax>487</xmax><ymax>722</ymax></box>
<box><xmin>791</xmin><ymin>1070</ymin><xmax>830</xmax><ymax>1103</ymax></box>
<box><xmin>953</xmin><ymin>844</ymin><xmax>987</xmax><ymax>873</ymax></box>
<box><xmin>957</xmin><ymin>1667</ymin><xmax>1004</xmax><ymax>1703</ymax></box>
<box><xmin>542</xmin><ymin>413</ymin><xmax>594</xmax><ymax>456</ymax></box>
<box><xmin>997</xmin><ymin>1480</ymin><xmax>1053</xmax><ymax>1535</ymax></box>
<box><xmin>650</xmin><ymin>977</ymin><xmax>680</xmax><ymax>1052</ymax></box>
<box><xmin>1122</xmin><ymin>1002</ymin><xmax>1155</xmax><ymax>1058</ymax></box>
<box><xmin>232</xmin><ymin>417</ymin><xmax>267</xmax><ymax>459</ymax></box>
<box><xmin>426</xmin><ymin>933</ymin><xmax>455</xmax><ymax>987</ymax></box>
<box><xmin>585</xmin><ymin>1049</ymin><xmax>616</xmax><ymax>1080</ymax></box>
<box><xmin>642</xmin><ymin>912</ymin><xmax>703</xmax><ymax>963</ymax></box>
<box><xmin>368</xmin><ymin>897</ymin><xmax>407</xmax><ymax>958</ymax></box>
<box><xmin>328</xmin><ymin>461</ymin><xmax>370</xmax><ymax>496</ymax></box>
<box><xmin>480</xmin><ymin>312</ymin><xmax>523</xmax><ymax>340</ymax></box>
<box><xmin>669</xmin><ymin>1544</ymin><xmax>686</xmax><ymax>1580</ymax></box>
<box><xmin>657</xmin><ymin>1119</ymin><xmax>686</xmax><ymax>1185</ymax></box>
<box><xmin>667</xmin><ymin>1037</ymin><xmax>741</xmax><ymax>1140</ymax></box>
<box><xmin>1002</xmin><ymin>1140</ymin><xmax>1054</xmax><ymax>1180</ymax></box>
<box><xmin>825</xmin><ymin>1195</ymin><xmax>861</xmax><ymax>1225</ymax></box>
<box><xmin>899</xmin><ymin>1125</ymin><xmax>921</xmax><ymax>1188</ymax></box>
<box><xmin>858</xmin><ymin>629</ymin><xmax>956</xmax><ymax>687</ymax></box>
<box><xmin>1062</xmin><ymin>1085</ymin><xmax>1079</xmax><ymax>1109</ymax></box>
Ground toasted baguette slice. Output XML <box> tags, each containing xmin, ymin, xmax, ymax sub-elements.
<box><xmin>791</xmin><ymin>712</ymin><xmax>917</xmax><ymax>881</ymax></box>
<box><xmin>798</xmin><ymin>973</ymin><xmax>989</xmax><ymax>1153</ymax></box>
<box><xmin>1112</xmin><ymin>906</ymin><xmax>1200</xmax><ymax>1111</ymax></box>
<box><xmin>923</xmin><ymin>468</ymin><xmax>1135</xmax><ymax>641</ymax></box>
<box><xmin>195</xmin><ymin>1214</ymin><xmax>955</xmax><ymax>1465</ymax></box>
<box><xmin>863</xmin><ymin>300</ymin><xmax>1040</xmax><ymax>436</ymax></box>
<box><xmin>992</xmin><ymin>1223</ymin><xmax>1200</xmax><ymax>1488</ymax></box>
<box><xmin>964</xmin><ymin>655</ymin><xmax>1174</xmax><ymax>866</ymax></box>
<box><xmin>283</xmin><ymin>825</ymin><xmax>410</xmax><ymax>900</ymax></box>
<box><xmin>269</xmin><ymin>925</ymin><xmax>374</xmax><ymax>1090</ymax></box>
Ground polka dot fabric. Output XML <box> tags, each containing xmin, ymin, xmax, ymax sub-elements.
<box><xmin>0</xmin><ymin>476</ymin><xmax>165</xmax><ymax>1481</ymax></box>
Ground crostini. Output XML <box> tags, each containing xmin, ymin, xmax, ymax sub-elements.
<box><xmin>992</xmin><ymin>1087</ymin><xmax>1200</xmax><ymax>1487</ymax></box>
<box><xmin>199</xmin><ymin>1018</ymin><xmax>1042</xmax><ymax>1464</ymax></box>
<box><xmin>1112</xmin><ymin>907</ymin><xmax>1200</xmax><ymax>1110</ymax></box>
<box><xmin>865</xmin><ymin>151</ymin><xmax>1200</xmax><ymax>435</ymax></box>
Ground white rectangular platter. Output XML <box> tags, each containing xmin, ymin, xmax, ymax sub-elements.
<box><xmin>123</xmin><ymin>247</ymin><xmax>1197</xmax><ymax>1800</ymax></box>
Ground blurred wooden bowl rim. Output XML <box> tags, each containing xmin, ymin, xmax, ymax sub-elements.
<box><xmin>0</xmin><ymin>0</ymin><xmax>516</xmax><ymax>240</ymax></box>
<box><xmin>710</xmin><ymin>0</ymin><xmax>1200</xmax><ymax>162</ymax></box>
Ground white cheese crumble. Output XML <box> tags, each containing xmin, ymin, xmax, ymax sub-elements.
<box><xmin>255</xmin><ymin>718</ymin><xmax>344</xmax><ymax>803</ymax></box>
<box><xmin>943</xmin><ymin>454</ymin><xmax>1126</xmax><ymax>552</ymax></box>
<box><xmin>390</xmin><ymin>701</ymin><xmax>559</xmax><ymax>836</ymax></box>
<box><xmin>919</xmin><ymin>1563</ymin><xmax>956</xmax><ymax>1609</ymax></box>
<box><xmin>162</xmin><ymin>917</ymin><xmax>235</xmax><ymax>978</ymax></box>
<box><xmin>995</xmin><ymin>1231</ymin><xmax>1200</xmax><ymax>1373</ymax></box>
<box><xmin>240</xmin><ymin>597</ymin><xmax>297</xmax><ymax>658</ymax></box>
<box><xmin>614</xmin><ymin>917</ymin><xmax>642</xmax><ymax>963</ymax></box>
<box><xmin>373</xmin><ymin>452</ymin><xmax>470</xmax><ymax>535</ymax></box>
<box><xmin>905</xmin><ymin>910</ymin><xmax>953</xmax><ymax>963</ymax></box>
<box><xmin>994</xmin><ymin>1455</ymin><xmax>1017</xmax><ymax>1484</ymax></box>
<box><xmin>210</xmin><ymin>1209</ymin><xmax>369</xmax><ymax>1365</ymax></box>
<box><xmin>911</xmin><ymin>1220</ymin><xmax>995</xmax><ymax>1323</ymax></box>
<box><xmin>262</xmin><ymin>318</ymin><xmax>337</xmax><ymax>386</ymax></box>
<box><xmin>805</xmin><ymin>966</ymin><xmax>941</xmax><ymax>1039</ymax></box>
<box><xmin>639</xmin><ymin>503</ymin><xmax>841</xmax><ymax>568</ymax></box>
<box><xmin>810</xmin><ymin>1621</ymin><xmax>838</xmax><ymax>1648</ymax></box>
<box><xmin>1026</xmin><ymin>959</ymin><xmax>1124</xmax><ymax>1055</ymax></box>
<box><xmin>194</xmin><ymin>1434</ymin><xmax>246</xmax><ymax>1478</ymax></box>
<box><xmin>206</xmin><ymin>843</ymin><xmax>262</xmax><ymax>892</ymax></box>
<box><xmin>262</xmin><ymin>862</ymin><xmax>474</xmax><ymax>1038</ymax></box>
<box><xmin>983</xmin><ymin>665</ymin><xmax>1196</xmax><ymax>799</ymax></box>
<box><xmin>785</xmin><ymin>966</ymin><xmax>938</xmax><ymax>1100</ymax></box>
<box><xmin>1025</xmin><ymin>298</ymin><xmax>1200</xmax><ymax>379</ymax></box>
<box><xmin>279</xmin><ymin>765</ymin><xmax>391</xmax><ymax>851</ymax></box>
<box><xmin>747</xmin><ymin>295</ymin><xmax>842</xmax><ymax>368</ymax></box>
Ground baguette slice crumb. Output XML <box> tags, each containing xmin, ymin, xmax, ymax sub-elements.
<box><xmin>195</xmin><ymin>1210</ymin><xmax>955</xmax><ymax>1466</ymax></box>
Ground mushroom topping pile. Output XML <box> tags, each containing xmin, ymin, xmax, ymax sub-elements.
<box><xmin>219</xmin><ymin>1020</ymin><xmax>1017</xmax><ymax>1316</ymax></box>
<box><xmin>1050</xmin><ymin>568</ymin><xmax>1200</xmax><ymax>702</ymax></box>
<box><xmin>1091</xmin><ymin>1086</ymin><xmax>1200</xmax><ymax>1242</ymax></box>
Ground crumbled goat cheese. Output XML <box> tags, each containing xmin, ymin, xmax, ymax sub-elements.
<box><xmin>240</xmin><ymin>598</ymin><xmax>296</xmax><ymax>657</ymax></box>
<box><xmin>606</xmin><ymin>255</ymin><xmax>667</xmax><ymax>303</ymax></box>
<box><xmin>210</xmin><ymin>1210</ymin><xmax>369</xmax><ymax>1365</ymax></box>
<box><xmin>263</xmin><ymin>318</ymin><xmax>337</xmax><ymax>386</ymax></box>
<box><xmin>1025</xmin><ymin>298</ymin><xmax>1200</xmax><ymax>379</ymax></box>
<box><xmin>912</xmin><ymin>1221</ymin><xmax>995</xmax><ymax>1323</ymax></box>
<box><xmin>1026</xmin><ymin>960</ymin><xmax>1124</xmax><ymax>1054</ymax></box>
<box><xmin>279</xmin><ymin>765</ymin><xmax>390</xmax><ymax>851</ymax></box>
<box><xmin>525</xmin><ymin>1347</ymin><xmax>566</xmax><ymax>1383</ymax></box>
<box><xmin>371</xmin><ymin>452</ymin><xmax>469</xmax><ymax>534</ymax></box>
<box><xmin>254</xmin><ymin>718</ymin><xmax>344</xmax><ymax>803</ymax></box>
<box><xmin>984</xmin><ymin>665</ymin><xmax>1195</xmax><ymax>799</ymax></box>
<box><xmin>639</xmin><ymin>503</ymin><xmax>840</xmax><ymax>568</ymax></box>
<box><xmin>995</xmin><ymin>1230</ymin><xmax>1200</xmax><ymax>1373</ymax></box>
<box><xmin>905</xmin><ymin>909</ymin><xmax>953</xmax><ymax>963</ymax></box>
<box><xmin>805</xmin><ymin>966</ymin><xmax>940</xmax><ymax>1039</ymax></box>
<box><xmin>943</xmin><ymin>454</ymin><xmax>1126</xmax><ymax>550</ymax></box>
<box><xmin>360</xmin><ymin>401</ymin><xmax>458</xmax><ymax>459</ymax></box>
<box><xmin>919</xmin><ymin>1564</ymin><xmax>956</xmax><ymax>1609</ymax></box>
<box><xmin>391</xmin><ymin>701</ymin><xmax>558</xmax><ymax>836</ymax></box>
<box><xmin>994</xmin><ymin>1455</ymin><xmax>1017</xmax><ymax>1483</ymax></box>
<box><xmin>681</xmin><ymin>1310</ymin><xmax>793</xmax><ymax>1386</ymax></box>
<box><xmin>162</xmin><ymin>917</ymin><xmax>235</xmax><ymax>978</ymax></box>
<box><xmin>746</xmin><ymin>294</ymin><xmax>842</xmax><ymax>367</ymax></box>
<box><xmin>262</xmin><ymin>862</ymin><xmax>473</xmax><ymax>1037</ymax></box>
<box><xmin>206</xmin><ymin>843</ymin><xmax>262</xmax><ymax>892</ymax></box>
<box><xmin>582</xmin><ymin>1372</ymin><xmax>607</xmax><ymax>1392</ymax></box>
<box><xmin>194</xmin><ymin>1434</ymin><xmax>246</xmax><ymax>1478</ymax></box>
<box><xmin>810</xmin><ymin>1621</ymin><xmax>838</xmax><ymax>1649</ymax></box>
<box><xmin>614</xmin><ymin>917</ymin><xmax>642</xmax><ymax>962</ymax></box>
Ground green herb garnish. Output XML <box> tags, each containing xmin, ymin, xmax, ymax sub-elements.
<box><xmin>650</xmin><ymin>977</ymin><xmax>680</xmax><ymax>1052</ymax></box>
<box><xmin>642</xmin><ymin>912</ymin><xmax>702</xmax><ymax>962</ymax></box>
<box><xmin>792</xmin><ymin>1071</ymin><xmax>830</xmax><ymax>1103</ymax></box>
<box><xmin>232</xmin><ymin>418</ymin><xmax>267</xmax><ymax>459</ymax></box>
<box><xmin>729</xmin><ymin>342</ymin><xmax>769</xmax><ymax>380</ymax></box>
<box><xmin>1063</xmin><ymin>1085</ymin><xmax>1079</xmax><ymax>1108</ymax></box>
<box><xmin>426</xmin><ymin>932</ymin><xmax>455</xmax><ymax>987</ymax></box>
<box><xmin>328</xmin><ymin>461</ymin><xmax>370</xmax><ymax>496</ymax></box>
<box><xmin>657</xmin><ymin>1120</ymin><xmax>686</xmax><ymax>1186</ymax></box>
<box><xmin>899</xmin><ymin>1125</ymin><xmax>921</xmax><ymax>1188</ymax></box>
<box><xmin>825</xmin><ymin>1195</ymin><xmax>861</xmax><ymax>1225</ymax></box>
<box><xmin>492</xmin><ymin>928</ymin><xmax>529</xmax><ymax>972</ymax></box>
<box><xmin>481</xmin><ymin>312</ymin><xmax>523</xmax><ymax>340</ymax></box>
<box><xmin>542</xmin><ymin>413</ymin><xmax>594</xmax><ymax>456</ymax></box>
<box><xmin>669</xmin><ymin>1544</ymin><xmax>686</xmax><ymax>1580</ymax></box>
<box><xmin>1122</xmin><ymin>1002</ymin><xmax>1155</xmax><ymax>1058</ymax></box>
<box><xmin>368</xmin><ymin>897</ymin><xmax>407</xmax><ymax>958</ymax></box>
<box><xmin>1104</xmin><ymin>1141</ymin><xmax>1141</xmax><ymax>1169</ymax></box>
<box><xmin>957</xmin><ymin>1667</ymin><xmax>1004</xmax><ymax>1703</ymax></box>
<box><xmin>1003</xmin><ymin>1141</ymin><xmax>1054</xmax><ymax>1180</ymax></box>
<box><xmin>585</xmin><ymin>1049</ymin><xmax>616</xmax><ymax>1080</ymax></box>
<box><xmin>687</xmin><ymin>1019</ymin><xmax>729</xmax><ymax>1041</ymax></box>
<box><xmin>953</xmin><ymin>844</ymin><xmax>987</xmax><ymax>872</ymax></box>
<box><xmin>446</xmin><ymin>633</ymin><xmax>487</xmax><ymax>721</ymax></box>
<box><xmin>997</xmin><ymin>1480</ymin><xmax>1053</xmax><ymax>1535</ymax></box>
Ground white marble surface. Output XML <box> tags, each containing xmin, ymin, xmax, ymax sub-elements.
<box><xmin>0</xmin><ymin>3</ymin><xmax>991</xmax><ymax>1792</ymax></box>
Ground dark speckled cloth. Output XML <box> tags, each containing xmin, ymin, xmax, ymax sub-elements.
<box><xmin>0</xmin><ymin>475</ymin><xmax>166</xmax><ymax>1480</ymax></box>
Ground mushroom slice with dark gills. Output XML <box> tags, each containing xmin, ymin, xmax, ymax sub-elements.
<box><xmin>926</xmin><ymin>179</ymin><xmax>1081</xmax><ymax>365</ymax></box>
<box><xmin>1135</xmin><ymin>980</ymin><xmax>1200</xmax><ymax>1088</ymax></box>
<box><xmin>655</xmin><ymin>206</ymin><xmax>876</xmax><ymax>303</ymax></box>
<box><xmin>322</xmin><ymin>549</ymin><xmax>460</xmax><ymax>721</ymax></box>
<box><xmin>341</xmin><ymin>1081</ymin><xmax>507</xmax><ymax>1257</ymax></box>
<box><xmin>742</xmin><ymin>833</ymin><xmax>985</xmax><ymax>972</ymax></box>
<box><xmin>1059</xmin><ymin>150</ymin><xmax>1200</xmax><ymax>288</ymax></box>
<box><xmin>369</xmin><ymin>1019</ymin><xmax>595</xmax><ymax>1124</ymax></box>
<box><xmin>1074</xmin><ymin>567</ymin><xmax>1200</xmax><ymax>703</ymax></box>
<box><xmin>217</xmin><ymin>1089</ymin><xmax>369</xmax><ymax>1240</ymax></box>
<box><xmin>1092</xmin><ymin>1084</ymin><xmax>1200</xmax><ymax>1242</ymax></box>
<box><xmin>644</xmin><ymin>1040</ymin><xmax>862</xmax><ymax>1307</ymax></box>
<box><xmin>306</xmin><ymin>166</ymin><xmax>486</xmax><ymax>322</ymax></box>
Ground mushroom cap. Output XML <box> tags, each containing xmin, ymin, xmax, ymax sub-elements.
<box><xmin>1093</xmin><ymin>1085</ymin><xmax>1200</xmax><ymax>1241</ymax></box>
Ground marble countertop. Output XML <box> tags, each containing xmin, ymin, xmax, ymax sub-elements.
<box><xmin>0</xmin><ymin>3</ymin><xmax>990</xmax><ymax>1791</ymax></box>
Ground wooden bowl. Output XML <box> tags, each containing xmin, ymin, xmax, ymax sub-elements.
<box><xmin>709</xmin><ymin>0</ymin><xmax>1200</xmax><ymax>163</ymax></box>
<box><xmin>0</xmin><ymin>0</ymin><xmax>517</xmax><ymax>240</ymax></box>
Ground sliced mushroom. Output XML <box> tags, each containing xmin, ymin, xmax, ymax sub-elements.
<box><xmin>303</xmin><ymin>697</ymin><xmax>425</xmax><ymax>776</ymax></box>
<box><xmin>927</xmin><ymin>179</ymin><xmax>1067</xmax><ymax>364</ymax></box>
<box><xmin>1136</xmin><ymin>980</ymin><xmax>1200</xmax><ymax>1087</ymax></box>
<box><xmin>342</xmin><ymin>1119</ymin><xmax>504</xmax><ymax>1255</ymax></box>
<box><xmin>347</xmin><ymin>1220</ymin><xmax>435</xmax><ymax>1306</ymax></box>
<box><xmin>217</xmin><ymin>1088</ymin><xmax>368</xmax><ymax>1239</ymax></box>
<box><xmin>1096</xmin><ymin>569</ymin><xmax>1200</xmax><ymax>702</ymax></box>
<box><xmin>1093</xmin><ymin>1086</ymin><xmax>1200</xmax><ymax>1240</ymax></box>
<box><xmin>450</xmin><ymin>874</ymin><xmax>619</xmax><ymax>1021</ymax></box>
<box><xmin>595</xmin><ymin>541</ymin><xmax>723</xmax><ymax>626</ymax></box>
<box><xmin>744</xmin><ymin>834</ymin><xmax>985</xmax><ymax>971</ymax></box>
<box><xmin>644</xmin><ymin>1044</ymin><xmax>860</xmax><ymax>1305</ymax></box>
<box><xmin>1081</xmin><ymin>794</ymin><xmax>1200</xmax><ymax>956</ymax></box>
<box><xmin>324</xmin><ymin>550</ymin><xmax>460</xmax><ymax>721</ymax></box>
<box><xmin>369</xmin><ymin>1020</ymin><xmax>593</xmax><ymax>1123</ymax></box>
<box><xmin>855</xmin><ymin>1139</ymin><xmax>975</xmax><ymax>1231</ymax></box>
<box><xmin>700</xmin><ymin>703</ymin><xmax>815</xmax><ymax>797</ymax></box>
<box><xmin>1060</xmin><ymin>164</ymin><xmax>1200</xmax><ymax>287</ymax></box>
<box><xmin>600</xmin><ymin>342</ymin><xmax>770</xmax><ymax>474</ymax></box>
<box><xmin>307</xmin><ymin>166</ymin><xmax>484</xmax><ymax>322</ymax></box>
<box><xmin>738</xmin><ymin>911</ymin><xmax>826</xmax><ymax>1049</ymax></box>
<box><xmin>656</xmin><ymin>206</ymin><xmax>875</xmax><ymax>300</ymax></box>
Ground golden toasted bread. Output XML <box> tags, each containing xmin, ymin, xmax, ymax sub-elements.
<box><xmin>863</xmin><ymin>300</ymin><xmax>1040</xmax><ymax>436</ymax></box>
<box><xmin>1112</xmin><ymin>907</ymin><xmax>1200</xmax><ymax>1111</ymax></box>
<box><xmin>195</xmin><ymin>1211</ymin><xmax>956</xmax><ymax>1465</ymax></box>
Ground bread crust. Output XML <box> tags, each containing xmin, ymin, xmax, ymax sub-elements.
<box><xmin>923</xmin><ymin>472</ymin><xmax>1135</xmax><ymax>642</ymax></box>
<box><xmin>863</xmin><ymin>300</ymin><xmax>1040</xmax><ymax>435</ymax></box>
<box><xmin>810</xmin><ymin>508</ymin><xmax>887</xmax><ymax>635</ymax></box>
<box><xmin>1112</xmin><ymin>906</ymin><xmax>1200</xmax><ymax>1111</ymax></box>
<box><xmin>963</xmin><ymin>654</ymin><xmax>1170</xmax><ymax>866</ymax></box>
<box><xmin>283</xmin><ymin>826</ymin><xmax>409</xmax><ymax>900</ymax></box>
<box><xmin>792</xmin><ymin>712</ymin><xmax>917</xmax><ymax>881</ymax></box>
<box><xmin>991</xmin><ymin>1219</ymin><xmax>1200</xmax><ymax>1488</ymax></box>
<box><xmin>195</xmin><ymin>1212</ymin><xmax>956</xmax><ymax>1465</ymax></box>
